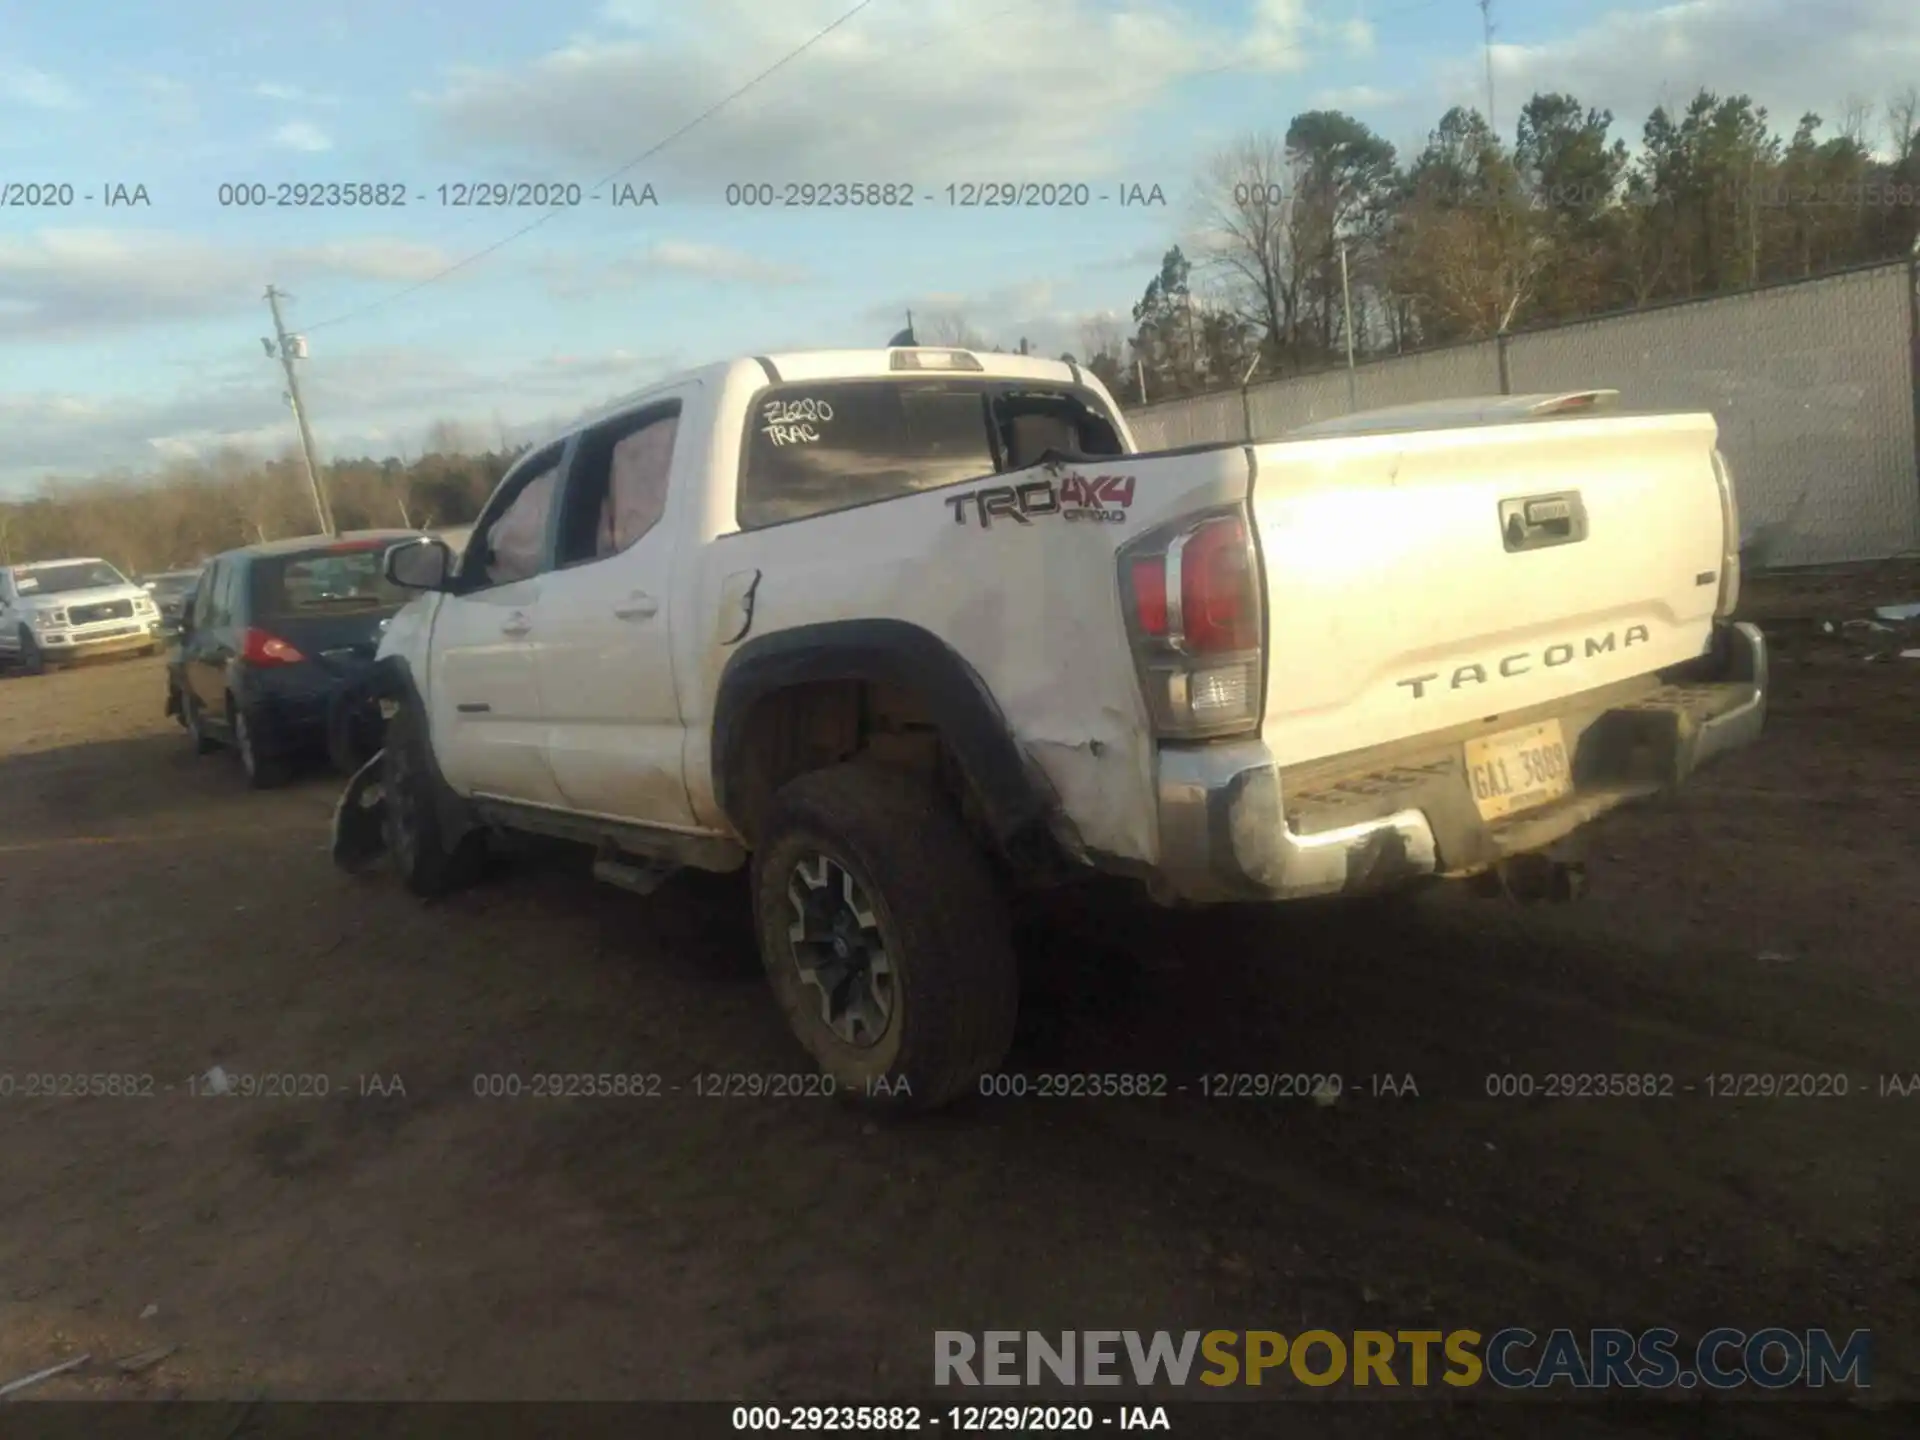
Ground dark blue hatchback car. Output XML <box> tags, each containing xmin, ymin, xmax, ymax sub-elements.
<box><xmin>164</xmin><ymin>530</ymin><xmax>423</xmax><ymax>787</ymax></box>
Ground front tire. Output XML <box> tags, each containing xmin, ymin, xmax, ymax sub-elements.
<box><xmin>752</xmin><ymin>763</ymin><xmax>1019</xmax><ymax>1114</ymax></box>
<box><xmin>16</xmin><ymin>627</ymin><xmax>44</xmax><ymax>676</ymax></box>
<box><xmin>382</xmin><ymin>701</ymin><xmax>484</xmax><ymax>897</ymax></box>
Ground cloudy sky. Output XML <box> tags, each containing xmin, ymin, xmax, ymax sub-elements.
<box><xmin>3</xmin><ymin>0</ymin><xmax>1916</xmax><ymax>491</ymax></box>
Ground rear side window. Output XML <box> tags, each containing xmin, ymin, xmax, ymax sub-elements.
<box><xmin>251</xmin><ymin>547</ymin><xmax>411</xmax><ymax>620</ymax></box>
<box><xmin>738</xmin><ymin>380</ymin><xmax>995</xmax><ymax>530</ymax></box>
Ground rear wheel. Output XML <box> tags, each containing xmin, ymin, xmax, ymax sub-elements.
<box><xmin>231</xmin><ymin>702</ymin><xmax>290</xmax><ymax>789</ymax></box>
<box><xmin>382</xmin><ymin>701</ymin><xmax>484</xmax><ymax>897</ymax></box>
<box><xmin>752</xmin><ymin>763</ymin><xmax>1019</xmax><ymax>1114</ymax></box>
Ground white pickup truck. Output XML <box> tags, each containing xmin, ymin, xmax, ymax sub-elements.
<box><xmin>0</xmin><ymin>557</ymin><xmax>164</xmax><ymax>672</ymax></box>
<box><xmin>331</xmin><ymin>347</ymin><xmax>1766</xmax><ymax>1110</ymax></box>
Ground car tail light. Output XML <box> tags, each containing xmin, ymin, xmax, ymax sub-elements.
<box><xmin>1118</xmin><ymin>508</ymin><xmax>1264</xmax><ymax>739</ymax></box>
<box><xmin>242</xmin><ymin>628</ymin><xmax>306</xmax><ymax>666</ymax></box>
<box><xmin>1173</xmin><ymin>516</ymin><xmax>1260</xmax><ymax>652</ymax></box>
<box><xmin>1129</xmin><ymin>558</ymin><xmax>1168</xmax><ymax>636</ymax></box>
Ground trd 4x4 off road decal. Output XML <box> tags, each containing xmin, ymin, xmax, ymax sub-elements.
<box><xmin>945</xmin><ymin>474</ymin><xmax>1135</xmax><ymax>529</ymax></box>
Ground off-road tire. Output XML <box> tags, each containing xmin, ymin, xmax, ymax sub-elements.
<box><xmin>382</xmin><ymin>700</ymin><xmax>484</xmax><ymax>897</ymax></box>
<box><xmin>752</xmin><ymin>762</ymin><xmax>1019</xmax><ymax>1114</ymax></box>
<box><xmin>231</xmin><ymin>701</ymin><xmax>290</xmax><ymax>790</ymax></box>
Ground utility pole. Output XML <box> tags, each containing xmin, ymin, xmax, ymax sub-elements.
<box><xmin>1339</xmin><ymin>244</ymin><xmax>1358</xmax><ymax>411</ymax></box>
<box><xmin>1478</xmin><ymin>0</ymin><xmax>1497</xmax><ymax>135</ymax></box>
<box><xmin>1136</xmin><ymin>358</ymin><xmax>1148</xmax><ymax>405</ymax></box>
<box><xmin>263</xmin><ymin>286</ymin><xmax>334</xmax><ymax>536</ymax></box>
<box><xmin>1183</xmin><ymin>291</ymin><xmax>1198</xmax><ymax>388</ymax></box>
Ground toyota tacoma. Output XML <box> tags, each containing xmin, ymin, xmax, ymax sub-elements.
<box><xmin>329</xmin><ymin>348</ymin><xmax>1766</xmax><ymax>1110</ymax></box>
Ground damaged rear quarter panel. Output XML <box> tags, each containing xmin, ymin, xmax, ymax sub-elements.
<box><xmin>686</xmin><ymin>442</ymin><xmax>1254</xmax><ymax>867</ymax></box>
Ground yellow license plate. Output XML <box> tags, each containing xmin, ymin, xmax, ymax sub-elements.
<box><xmin>1464</xmin><ymin>720</ymin><xmax>1573</xmax><ymax>822</ymax></box>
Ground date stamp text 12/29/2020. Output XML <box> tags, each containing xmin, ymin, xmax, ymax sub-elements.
<box><xmin>213</xmin><ymin>182</ymin><xmax>660</xmax><ymax>208</ymax></box>
<box><xmin>722</xmin><ymin>181</ymin><xmax>1168</xmax><ymax>209</ymax></box>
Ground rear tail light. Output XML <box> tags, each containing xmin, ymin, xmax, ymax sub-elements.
<box><xmin>1118</xmin><ymin>508</ymin><xmax>1264</xmax><ymax>739</ymax></box>
<box><xmin>1129</xmin><ymin>559</ymin><xmax>1168</xmax><ymax>636</ymax></box>
<box><xmin>242</xmin><ymin>628</ymin><xmax>306</xmax><ymax>666</ymax></box>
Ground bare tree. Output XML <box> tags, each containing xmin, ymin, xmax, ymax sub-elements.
<box><xmin>1195</xmin><ymin>134</ymin><xmax>1305</xmax><ymax>371</ymax></box>
<box><xmin>920</xmin><ymin>312</ymin><xmax>993</xmax><ymax>349</ymax></box>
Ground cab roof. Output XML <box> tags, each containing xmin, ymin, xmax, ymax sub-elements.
<box><xmin>215</xmin><ymin>529</ymin><xmax>423</xmax><ymax>562</ymax></box>
<box><xmin>563</xmin><ymin>349</ymin><xmax>1090</xmax><ymax>444</ymax></box>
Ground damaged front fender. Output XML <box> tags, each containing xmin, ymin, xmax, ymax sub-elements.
<box><xmin>331</xmin><ymin>749</ymin><xmax>389</xmax><ymax>874</ymax></box>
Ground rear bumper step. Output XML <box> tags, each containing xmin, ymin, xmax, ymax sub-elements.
<box><xmin>1151</xmin><ymin>621</ymin><xmax>1767</xmax><ymax>903</ymax></box>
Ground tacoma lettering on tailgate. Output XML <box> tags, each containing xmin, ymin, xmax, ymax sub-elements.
<box><xmin>1395</xmin><ymin>625</ymin><xmax>1651</xmax><ymax>698</ymax></box>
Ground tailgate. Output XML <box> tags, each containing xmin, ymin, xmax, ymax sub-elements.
<box><xmin>1249</xmin><ymin>412</ymin><xmax>1726</xmax><ymax>768</ymax></box>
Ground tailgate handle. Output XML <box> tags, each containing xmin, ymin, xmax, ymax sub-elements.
<box><xmin>1500</xmin><ymin>491</ymin><xmax>1588</xmax><ymax>553</ymax></box>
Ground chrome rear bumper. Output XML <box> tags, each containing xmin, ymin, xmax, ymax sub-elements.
<box><xmin>1150</xmin><ymin>621</ymin><xmax>1768</xmax><ymax>904</ymax></box>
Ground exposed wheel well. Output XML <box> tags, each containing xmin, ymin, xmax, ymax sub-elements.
<box><xmin>723</xmin><ymin>679</ymin><xmax>982</xmax><ymax>850</ymax></box>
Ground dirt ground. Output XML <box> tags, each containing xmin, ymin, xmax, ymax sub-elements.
<box><xmin>1</xmin><ymin>566</ymin><xmax>1916</xmax><ymax>1432</ymax></box>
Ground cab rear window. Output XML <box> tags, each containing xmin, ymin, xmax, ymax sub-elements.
<box><xmin>737</xmin><ymin>380</ymin><xmax>996</xmax><ymax>530</ymax></box>
<box><xmin>250</xmin><ymin>547</ymin><xmax>410</xmax><ymax>618</ymax></box>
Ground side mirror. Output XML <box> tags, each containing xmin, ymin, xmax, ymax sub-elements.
<box><xmin>386</xmin><ymin>537</ymin><xmax>453</xmax><ymax>591</ymax></box>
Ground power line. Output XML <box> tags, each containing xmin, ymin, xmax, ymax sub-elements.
<box><xmin>303</xmin><ymin>0</ymin><xmax>883</xmax><ymax>333</ymax></box>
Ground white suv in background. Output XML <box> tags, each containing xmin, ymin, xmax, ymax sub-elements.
<box><xmin>0</xmin><ymin>557</ymin><xmax>163</xmax><ymax>673</ymax></box>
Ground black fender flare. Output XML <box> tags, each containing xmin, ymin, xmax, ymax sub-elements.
<box><xmin>710</xmin><ymin>619</ymin><xmax>1055</xmax><ymax>847</ymax></box>
<box><xmin>356</xmin><ymin>655</ymin><xmax>480</xmax><ymax>845</ymax></box>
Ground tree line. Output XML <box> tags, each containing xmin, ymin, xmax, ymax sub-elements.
<box><xmin>0</xmin><ymin>424</ymin><xmax>523</xmax><ymax>577</ymax></box>
<box><xmin>1070</xmin><ymin>87</ymin><xmax>1920</xmax><ymax>404</ymax></box>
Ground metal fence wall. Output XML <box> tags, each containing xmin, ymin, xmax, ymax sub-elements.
<box><xmin>1121</xmin><ymin>261</ymin><xmax>1920</xmax><ymax>568</ymax></box>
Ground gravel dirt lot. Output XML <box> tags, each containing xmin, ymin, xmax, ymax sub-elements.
<box><xmin>1</xmin><ymin>568</ymin><xmax>1915</xmax><ymax>1433</ymax></box>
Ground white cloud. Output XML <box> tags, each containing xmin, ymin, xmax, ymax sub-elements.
<box><xmin>538</xmin><ymin>238</ymin><xmax>809</xmax><ymax>297</ymax></box>
<box><xmin>1242</xmin><ymin>0</ymin><xmax>1313</xmax><ymax>71</ymax></box>
<box><xmin>638</xmin><ymin>240</ymin><xmax>809</xmax><ymax>284</ymax></box>
<box><xmin>255</xmin><ymin>82</ymin><xmax>340</xmax><ymax>105</ymax></box>
<box><xmin>282</xmin><ymin>239</ymin><xmax>457</xmax><ymax>284</ymax></box>
<box><xmin>0</xmin><ymin>63</ymin><xmax>80</xmax><ymax>109</ymax></box>
<box><xmin>272</xmin><ymin>121</ymin><xmax>333</xmax><ymax>152</ymax></box>
<box><xmin>424</xmin><ymin>0</ymin><xmax>1329</xmax><ymax>184</ymax></box>
<box><xmin>0</xmin><ymin>231</ymin><xmax>463</xmax><ymax>341</ymax></box>
<box><xmin>1313</xmin><ymin>84</ymin><xmax>1407</xmax><ymax>110</ymax></box>
<box><xmin>1435</xmin><ymin>0</ymin><xmax>1920</xmax><ymax>153</ymax></box>
<box><xmin>1335</xmin><ymin>18</ymin><xmax>1375</xmax><ymax>56</ymax></box>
